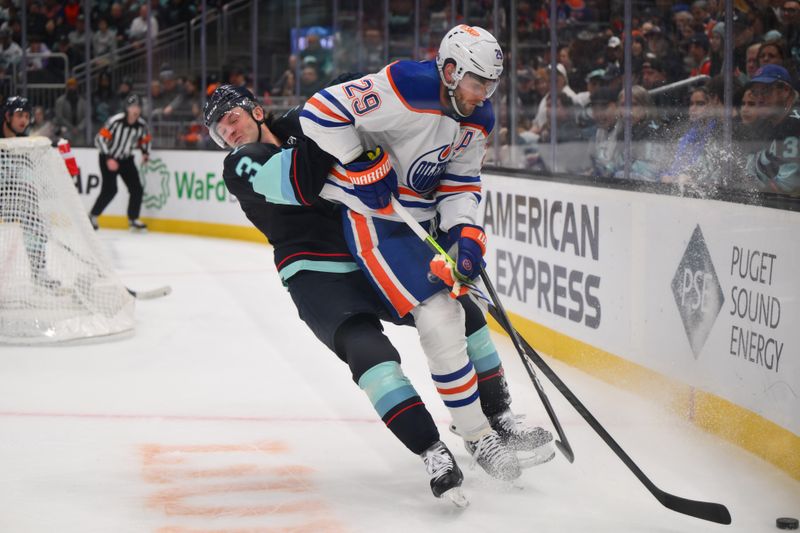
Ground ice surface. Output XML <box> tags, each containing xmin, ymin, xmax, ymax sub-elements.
<box><xmin>1</xmin><ymin>232</ymin><xmax>797</xmax><ymax>532</ymax></box>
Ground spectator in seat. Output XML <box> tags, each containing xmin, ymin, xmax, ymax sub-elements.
<box><xmin>298</xmin><ymin>60</ymin><xmax>324</xmax><ymax>98</ymax></box>
<box><xmin>67</xmin><ymin>14</ymin><xmax>88</xmax><ymax>54</ymax></box>
<box><xmin>93</xmin><ymin>69</ymin><xmax>116</xmax><ymax>127</ymax></box>
<box><xmin>116</xmin><ymin>76</ymin><xmax>133</xmax><ymax>111</ymax></box>
<box><xmin>164</xmin><ymin>76</ymin><xmax>201</xmax><ymax>120</ymax></box>
<box><xmin>29</xmin><ymin>105</ymin><xmax>57</xmax><ymax>142</ymax></box>
<box><xmin>299</xmin><ymin>27</ymin><xmax>332</xmax><ymax>78</ymax></box>
<box><xmin>62</xmin><ymin>0</ymin><xmax>81</xmax><ymax>28</ymax></box>
<box><xmin>128</xmin><ymin>4</ymin><xmax>158</xmax><ymax>43</ymax></box>
<box><xmin>538</xmin><ymin>92</ymin><xmax>587</xmax><ymax>144</ymax></box>
<box><xmin>108</xmin><ymin>3</ymin><xmax>129</xmax><ymax>46</ymax></box>
<box><xmin>0</xmin><ymin>28</ymin><xmax>22</xmax><ymax>69</ymax></box>
<box><xmin>271</xmin><ymin>54</ymin><xmax>297</xmax><ymax>97</ymax></box>
<box><xmin>688</xmin><ymin>33</ymin><xmax>712</xmax><ymax>77</ymax></box>
<box><xmin>661</xmin><ymin>84</ymin><xmax>723</xmax><ymax>187</ymax></box>
<box><xmin>617</xmin><ymin>85</ymin><xmax>669</xmax><ymax>181</ymax></box>
<box><xmin>54</xmin><ymin>77</ymin><xmax>88</xmax><ymax>144</ymax></box>
<box><xmin>25</xmin><ymin>34</ymin><xmax>50</xmax><ymax>72</ymax></box>
<box><xmin>93</xmin><ymin>17</ymin><xmax>118</xmax><ymax>64</ymax></box>
<box><xmin>745</xmin><ymin>41</ymin><xmax>762</xmax><ymax>81</ymax></box>
<box><xmin>745</xmin><ymin>64</ymin><xmax>800</xmax><ymax>194</ymax></box>
<box><xmin>757</xmin><ymin>40</ymin><xmax>787</xmax><ymax>68</ymax></box>
<box><xmin>587</xmin><ymin>86</ymin><xmax>621</xmax><ymax>178</ymax></box>
<box><xmin>530</xmin><ymin>63</ymin><xmax>577</xmax><ymax>140</ymax></box>
<box><xmin>781</xmin><ymin>1</ymin><xmax>800</xmax><ymax>67</ymax></box>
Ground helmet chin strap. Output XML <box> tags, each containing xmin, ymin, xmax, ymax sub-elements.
<box><xmin>248</xmin><ymin>108</ymin><xmax>268</xmax><ymax>144</ymax></box>
<box><xmin>447</xmin><ymin>87</ymin><xmax>469</xmax><ymax>117</ymax></box>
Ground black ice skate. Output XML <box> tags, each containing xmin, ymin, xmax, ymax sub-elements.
<box><xmin>128</xmin><ymin>219</ymin><xmax>148</xmax><ymax>232</ymax></box>
<box><xmin>466</xmin><ymin>429</ymin><xmax>521</xmax><ymax>481</ymax></box>
<box><xmin>490</xmin><ymin>410</ymin><xmax>556</xmax><ymax>467</ymax></box>
<box><xmin>89</xmin><ymin>215</ymin><xmax>99</xmax><ymax>230</ymax></box>
<box><xmin>420</xmin><ymin>441</ymin><xmax>468</xmax><ymax>507</ymax></box>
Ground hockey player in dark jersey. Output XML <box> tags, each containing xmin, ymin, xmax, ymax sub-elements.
<box><xmin>745</xmin><ymin>64</ymin><xmax>800</xmax><ymax>195</ymax></box>
<box><xmin>205</xmin><ymin>84</ymin><xmax>467</xmax><ymax>505</ymax></box>
<box><xmin>0</xmin><ymin>96</ymin><xmax>61</xmax><ymax>289</ymax></box>
<box><xmin>205</xmin><ymin>84</ymin><xmax>552</xmax><ymax>505</ymax></box>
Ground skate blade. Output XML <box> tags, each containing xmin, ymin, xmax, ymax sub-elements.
<box><xmin>518</xmin><ymin>442</ymin><xmax>556</xmax><ymax>469</ymax></box>
<box><xmin>441</xmin><ymin>487</ymin><xmax>469</xmax><ymax>508</ymax></box>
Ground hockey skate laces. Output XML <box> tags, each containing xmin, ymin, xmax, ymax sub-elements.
<box><xmin>425</xmin><ymin>446</ymin><xmax>453</xmax><ymax>478</ymax></box>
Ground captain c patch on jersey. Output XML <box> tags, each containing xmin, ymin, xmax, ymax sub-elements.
<box><xmin>407</xmin><ymin>144</ymin><xmax>452</xmax><ymax>195</ymax></box>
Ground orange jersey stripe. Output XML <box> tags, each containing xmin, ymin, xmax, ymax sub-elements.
<box><xmin>307</xmin><ymin>96</ymin><xmax>350</xmax><ymax>123</ymax></box>
<box><xmin>397</xmin><ymin>186</ymin><xmax>422</xmax><ymax>198</ymax></box>
<box><xmin>330</xmin><ymin>167</ymin><xmax>349</xmax><ymax>183</ymax></box>
<box><xmin>437</xmin><ymin>185</ymin><xmax>481</xmax><ymax>193</ymax></box>
<box><xmin>349</xmin><ymin>211</ymin><xmax>415</xmax><ymax>317</ymax></box>
<box><xmin>461</xmin><ymin>122</ymin><xmax>489</xmax><ymax>137</ymax></box>
<box><xmin>98</xmin><ymin>127</ymin><xmax>112</xmax><ymax>140</ymax></box>
<box><xmin>436</xmin><ymin>373</ymin><xmax>478</xmax><ymax>395</ymax></box>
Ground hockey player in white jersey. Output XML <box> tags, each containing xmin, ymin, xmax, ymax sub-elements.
<box><xmin>301</xmin><ymin>25</ymin><xmax>553</xmax><ymax>481</ymax></box>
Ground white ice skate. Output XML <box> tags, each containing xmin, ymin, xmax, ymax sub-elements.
<box><xmin>466</xmin><ymin>430</ymin><xmax>521</xmax><ymax>481</ymax></box>
<box><xmin>490</xmin><ymin>410</ymin><xmax>556</xmax><ymax>468</ymax></box>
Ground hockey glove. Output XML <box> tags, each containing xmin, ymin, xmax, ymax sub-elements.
<box><xmin>343</xmin><ymin>146</ymin><xmax>398</xmax><ymax>214</ymax></box>
<box><xmin>429</xmin><ymin>224</ymin><xmax>487</xmax><ymax>298</ymax></box>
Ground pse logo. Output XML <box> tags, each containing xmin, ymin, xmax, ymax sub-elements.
<box><xmin>407</xmin><ymin>144</ymin><xmax>452</xmax><ymax>195</ymax></box>
<box><xmin>671</xmin><ymin>225</ymin><xmax>725</xmax><ymax>358</ymax></box>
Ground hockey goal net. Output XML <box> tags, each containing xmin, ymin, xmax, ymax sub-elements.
<box><xmin>0</xmin><ymin>136</ymin><xmax>135</xmax><ymax>344</ymax></box>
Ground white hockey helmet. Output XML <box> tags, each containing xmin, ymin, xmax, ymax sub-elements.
<box><xmin>436</xmin><ymin>25</ymin><xmax>503</xmax><ymax>97</ymax></box>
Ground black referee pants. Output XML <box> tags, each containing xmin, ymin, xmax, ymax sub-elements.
<box><xmin>90</xmin><ymin>155</ymin><xmax>143</xmax><ymax>220</ymax></box>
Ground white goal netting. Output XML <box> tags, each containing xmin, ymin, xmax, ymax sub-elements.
<box><xmin>0</xmin><ymin>136</ymin><xmax>135</xmax><ymax>344</ymax></box>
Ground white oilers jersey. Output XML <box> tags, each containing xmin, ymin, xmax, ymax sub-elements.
<box><xmin>299</xmin><ymin>60</ymin><xmax>494</xmax><ymax>231</ymax></box>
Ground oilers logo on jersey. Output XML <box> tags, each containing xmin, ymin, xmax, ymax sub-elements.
<box><xmin>408</xmin><ymin>144</ymin><xmax>452</xmax><ymax>195</ymax></box>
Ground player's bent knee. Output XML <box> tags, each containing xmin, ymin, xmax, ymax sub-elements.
<box><xmin>335</xmin><ymin>314</ymin><xmax>401</xmax><ymax>382</ymax></box>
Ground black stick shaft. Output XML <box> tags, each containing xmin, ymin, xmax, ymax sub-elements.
<box><xmin>487</xmin><ymin>305</ymin><xmax>732</xmax><ymax>525</ymax></box>
<box><xmin>480</xmin><ymin>268</ymin><xmax>574</xmax><ymax>463</ymax></box>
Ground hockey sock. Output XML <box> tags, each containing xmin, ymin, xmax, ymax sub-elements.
<box><xmin>338</xmin><ymin>317</ymin><xmax>438</xmax><ymax>454</ymax></box>
<box><xmin>467</xmin><ymin>325</ymin><xmax>511</xmax><ymax>418</ymax></box>
<box><xmin>358</xmin><ymin>361</ymin><xmax>439</xmax><ymax>455</ymax></box>
<box><xmin>413</xmin><ymin>291</ymin><xmax>491</xmax><ymax>441</ymax></box>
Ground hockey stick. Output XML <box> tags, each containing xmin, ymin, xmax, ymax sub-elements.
<box><xmin>487</xmin><ymin>292</ymin><xmax>732</xmax><ymax>525</ymax></box>
<box><xmin>126</xmin><ymin>285</ymin><xmax>172</xmax><ymax>299</ymax></box>
<box><xmin>390</xmin><ymin>199</ymin><xmax>730</xmax><ymax>524</ymax></box>
<box><xmin>53</xmin><ymin>238</ymin><xmax>172</xmax><ymax>300</ymax></box>
<box><xmin>479</xmin><ymin>267</ymin><xmax>574</xmax><ymax>462</ymax></box>
<box><xmin>389</xmin><ymin>198</ymin><xmax>573</xmax><ymax>462</ymax></box>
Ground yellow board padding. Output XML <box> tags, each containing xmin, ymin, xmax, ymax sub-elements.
<box><xmin>96</xmin><ymin>215</ymin><xmax>268</xmax><ymax>243</ymax></box>
<box><xmin>487</xmin><ymin>311</ymin><xmax>800</xmax><ymax>481</ymax></box>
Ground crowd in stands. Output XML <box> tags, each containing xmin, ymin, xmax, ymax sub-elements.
<box><xmin>1</xmin><ymin>0</ymin><xmax>798</xmax><ymax>196</ymax></box>
<box><xmin>485</xmin><ymin>0</ymin><xmax>800</xmax><ymax>195</ymax></box>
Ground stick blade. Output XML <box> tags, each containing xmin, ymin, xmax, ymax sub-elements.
<box><xmin>658</xmin><ymin>491</ymin><xmax>732</xmax><ymax>525</ymax></box>
<box><xmin>555</xmin><ymin>440</ymin><xmax>575</xmax><ymax>463</ymax></box>
<box><xmin>127</xmin><ymin>285</ymin><xmax>172</xmax><ymax>300</ymax></box>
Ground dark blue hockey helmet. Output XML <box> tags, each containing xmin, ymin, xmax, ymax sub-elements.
<box><xmin>203</xmin><ymin>84</ymin><xmax>261</xmax><ymax>148</ymax></box>
<box><xmin>4</xmin><ymin>95</ymin><xmax>32</xmax><ymax>116</ymax></box>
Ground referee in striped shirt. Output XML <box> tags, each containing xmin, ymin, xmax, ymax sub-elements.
<box><xmin>89</xmin><ymin>94</ymin><xmax>152</xmax><ymax>231</ymax></box>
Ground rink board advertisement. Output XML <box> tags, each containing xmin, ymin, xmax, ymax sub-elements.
<box><xmin>72</xmin><ymin>148</ymin><xmax>263</xmax><ymax>240</ymax></box>
<box><xmin>480</xmin><ymin>174</ymin><xmax>799</xmax><ymax>462</ymax></box>
<box><xmin>67</xmin><ymin>148</ymin><xmax>798</xmax><ymax>475</ymax></box>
